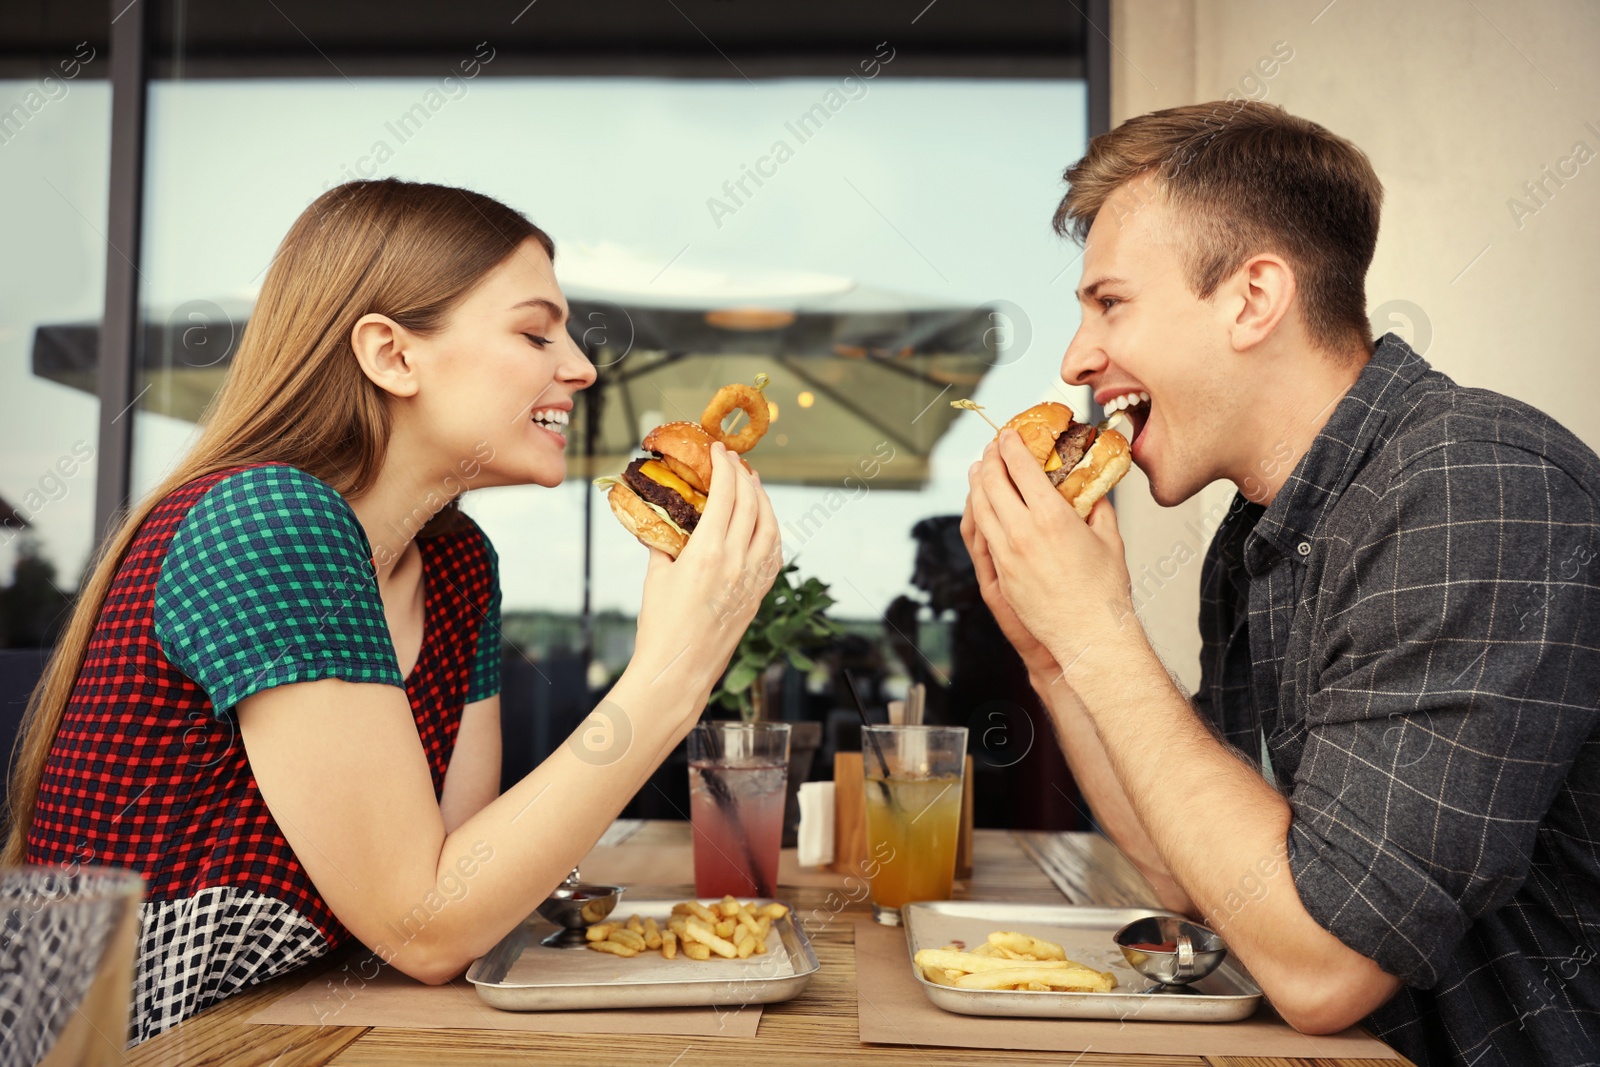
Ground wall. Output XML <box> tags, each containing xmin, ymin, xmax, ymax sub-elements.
<box><xmin>1107</xmin><ymin>0</ymin><xmax>1600</xmax><ymax>690</ymax></box>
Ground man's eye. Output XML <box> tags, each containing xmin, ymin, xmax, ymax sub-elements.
<box><xmin>1100</xmin><ymin>297</ymin><xmax>1120</xmax><ymax>312</ymax></box>
<box><xmin>523</xmin><ymin>333</ymin><xmax>552</xmax><ymax>348</ymax></box>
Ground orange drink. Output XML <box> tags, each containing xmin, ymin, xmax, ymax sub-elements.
<box><xmin>860</xmin><ymin>725</ymin><xmax>968</xmax><ymax>924</ymax></box>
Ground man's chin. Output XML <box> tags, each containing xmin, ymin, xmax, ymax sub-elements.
<box><xmin>1142</xmin><ymin>467</ymin><xmax>1205</xmax><ymax>509</ymax></box>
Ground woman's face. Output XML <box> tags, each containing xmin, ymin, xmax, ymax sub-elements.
<box><xmin>400</xmin><ymin>236</ymin><xmax>597</xmax><ymax>490</ymax></box>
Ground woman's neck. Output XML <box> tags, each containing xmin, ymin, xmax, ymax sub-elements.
<box><xmin>347</xmin><ymin>433</ymin><xmax>456</xmax><ymax>585</ymax></box>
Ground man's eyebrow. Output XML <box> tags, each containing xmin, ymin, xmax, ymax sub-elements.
<box><xmin>1076</xmin><ymin>276</ymin><xmax>1129</xmax><ymax>302</ymax></box>
<box><xmin>510</xmin><ymin>297</ymin><xmax>567</xmax><ymax>323</ymax></box>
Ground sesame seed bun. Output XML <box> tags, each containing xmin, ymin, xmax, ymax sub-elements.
<box><xmin>641</xmin><ymin>422</ymin><xmax>714</xmax><ymax>492</ymax></box>
<box><xmin>1003</xmin><ymin>402</ymin><xmax>1076</xmax><ymax>466</ymax></box>
<box><xmin>1060</xmin><ymin>429</ymin><xmax>1131</xmax><ymax>519</ymax></box>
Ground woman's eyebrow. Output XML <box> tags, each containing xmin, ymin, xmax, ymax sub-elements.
<box><xmin>508</xmin><ymin>297</ymin><xmax>567</xmax><ymax>323</ymax></box>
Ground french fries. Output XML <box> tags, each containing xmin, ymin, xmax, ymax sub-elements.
<box><xmin>987</xmin><ymin>930</ymin><xmax>1067</xmax><ymax>961</ymax></box>
<box><xmin>584</xmin><ymin>895</ymin><xmax>788</xmax><ymax>962</ymax></box>
<box><xmin>955</xmin><ymin>965</ymin><xmax>1117</xmax><ymax>992</ymax></box>
<box><xmin>684</xmin><ymin>917</ymin><xmax>740</xmax><ymax>959</ymax></box>
<box><xmin>588</xmin><ymin>939</ymin><xmax>637</xmax><ymax>958</ymax></box>
<box><xmin>914</xmin><ymin>930</ymin><xmax>1117</xmax><ymax>993</ymax></box>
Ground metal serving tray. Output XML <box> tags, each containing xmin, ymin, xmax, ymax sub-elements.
<box><xmin>903</xmin><ymin>901</ymin><xmax>1262</xmax><ymax>1023</ymax></box>
<box><xmin>467</xmin><ymin>897</ymin><xmax>819</xmax><ymax>1011</ymax></box>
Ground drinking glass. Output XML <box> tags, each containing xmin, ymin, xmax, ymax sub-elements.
<box><xmin>1</xmin><ymin>866</ymin><xmax>144</xmax><ymax>1065</ymax></box>
<box><xmin>688</xmin><ymin>721</ymin><xmax>791</xmax><ymax>898</ymax></box>
<box><xmin>861</xmin><ymin>725</ymin><xmax>968</xmax><ymax>924</ymax></box>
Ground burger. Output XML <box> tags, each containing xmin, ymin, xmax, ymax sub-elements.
<box><xmin>599</xmin><ymin>421</ymin><xmax>746</xmax><ymax>558</ymax></box>
<box><xmin>601</xmin><ymin>421</ymin><xmax>713</xmax><ymax>559</ymax></box>
<box><xmin>599</xmin><ymin>377</ymin><xmax>769</xmax><ymax>557</ymax></box>
<box><xmin>1000</xmin><ymin>401</ymin><xmax>1132</xmax><ymax>518</ymax></box>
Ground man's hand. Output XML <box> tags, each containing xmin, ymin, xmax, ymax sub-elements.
<box><xmin>965</xmin><ymin>428</ymin><xmax>1137</xmax><ymax>675</ymax></box>
<box><xmin>960</xmin><ymin>497</ymin><xmax>1059</xmax><ymax>678</ymax></box>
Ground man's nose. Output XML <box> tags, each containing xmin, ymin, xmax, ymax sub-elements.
<box><xmin>1060</xmin><ymin>326</ymin><xmax>1106</xmax><ymax>387</ymax></box>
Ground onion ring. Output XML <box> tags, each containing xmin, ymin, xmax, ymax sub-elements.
<box><xmin>700</xmin><ymin>375</ymin><xmax>771</xmax><ymax>453</ymax></box>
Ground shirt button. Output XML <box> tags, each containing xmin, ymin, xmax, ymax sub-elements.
<box><xmin>1297</xmin><ymin>541</ymin><xmax>1312</xmax><ymax>556</ymax></box>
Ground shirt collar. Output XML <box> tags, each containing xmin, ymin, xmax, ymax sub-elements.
<box><xmin>1242</xmin><ymin>333</ymin><xmax>1432</xmax><ymax>576</ymax></box>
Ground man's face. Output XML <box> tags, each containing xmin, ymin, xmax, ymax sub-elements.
<box><xmin>1060</xmin><ymin>175</ymin><xmax>1249</xmax><ymax>506</ymax></box>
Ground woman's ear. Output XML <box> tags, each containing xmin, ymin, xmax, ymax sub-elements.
<box><xmin>350</xmin><ymin>313</ymin><xmax>421</xmax><ymax>398</ymax></box>
<box><xmin>1228</xmin><ymin>253</ymin><xmax>1297</xmax><ymax>352</ymax></box>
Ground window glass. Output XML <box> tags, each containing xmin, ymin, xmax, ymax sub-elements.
<box><xmin>0</xmin><ymin>60</ymin><xmax>108</xmax><ymax>647</ymax></box>
<box><xmin>133</xmin><ymin>76</ymin><xmax>1087</xmax><ymax>655</ymax></box>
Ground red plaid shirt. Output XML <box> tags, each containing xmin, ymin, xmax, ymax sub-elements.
<box><xmin>25</xmin><ymin>464</ymin><xmax>500</xmax><ymax>1041</ymax></box>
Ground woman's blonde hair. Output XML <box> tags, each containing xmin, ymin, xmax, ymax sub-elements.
<box><xmin>3</xmin><ymin>179</ymin><xmax>552</xmax><ymax>865</ymax></box>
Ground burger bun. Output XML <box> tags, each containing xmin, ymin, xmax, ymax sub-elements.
<box><xmin>606</xmin><ymin>481</ymin><xmax>688</xmax><ymax>558</ymax></box>
<box><xmin>1002</xmin><ymin>402</ymin><xmax>1075</xmax><ymax>466</ymax></box>
<box><xmin>1059</xmin><ymin>429</ymin><xmax>1131</xmax><ymax>519</ymax></box>
<box><xmin>641</xmin><ymin>422</ymin><xmax>715</xmax><ymax>492</ymax></box>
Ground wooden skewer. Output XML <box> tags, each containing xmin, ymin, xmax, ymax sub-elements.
<box><xmin>950</xmin><ymin>398</ymin><xmax>1002</xmax><ymax>432</ymax></box>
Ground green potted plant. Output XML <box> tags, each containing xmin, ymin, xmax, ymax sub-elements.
<box><xmin>711</xmin><ymin>562</ymin><xmax>842</xmax><ymax>722</ymax></box>
<box><xmin>709</xmin><ymin>562</ymin><xmax>841</xmax><ymax>848</ymax></box>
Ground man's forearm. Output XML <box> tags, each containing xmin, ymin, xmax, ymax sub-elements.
<box><xmin>1053</xmin><ymin>632</ymin><xmax>1402</xmax><ymax>1034</ymax></box>
<box><xmin>1029</xmin><ymin>668</ymin><xmax>1193</xmax><ymax>912</ymax></box>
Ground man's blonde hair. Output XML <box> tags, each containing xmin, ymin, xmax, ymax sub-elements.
<box><xmin>1055</xmin><ymin>100</ymin><xmax>1384</xmax><ymax>355</ymax></box>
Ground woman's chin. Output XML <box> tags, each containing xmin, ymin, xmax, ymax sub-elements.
<box><xmin>471</xmin><ymin>457</ymin><xmax>564</xmax><ymax>490</ymax></box>
<box><xmin>528</xmin><ymin>459</ymin><xmax>567</xmax><ymax>488</ymax></box>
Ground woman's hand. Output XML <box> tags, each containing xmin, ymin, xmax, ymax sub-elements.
<box><xmin>631</xmin><ymin>441</ymin><xmax>782</xmax><ymax>707</ymax></box>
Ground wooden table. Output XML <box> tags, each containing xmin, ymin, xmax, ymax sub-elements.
<box><xmin>126</xmin><ymin>822</ymin><xmax>1407</xmax><ymax>1067</ymax></box>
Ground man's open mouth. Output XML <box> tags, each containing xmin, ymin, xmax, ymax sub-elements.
<box><xmin>1103</xmin><ymin>391</ymin><xmax>1150</xmax><ymax>449</ymax></box>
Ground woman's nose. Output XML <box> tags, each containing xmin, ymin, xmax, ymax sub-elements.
<box><xmin>565</xmin><ymin>334</ymin><xmax>599</xmax><ymax>388</ymax></box>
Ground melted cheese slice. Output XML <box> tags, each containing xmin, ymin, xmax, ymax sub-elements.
<box><xmin>639</xmin><ymin>460</ymin><xmax>707</xmax><ymax>511</ymax></box>
<box><xmin>1043</xmin><ymin>449</ymin><xmax>1063</xmax><ymax>472</ymax></box>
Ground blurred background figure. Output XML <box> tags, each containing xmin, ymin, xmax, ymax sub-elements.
<box><xmin>884</xmin><ymin>516</ymin><xmax>1083</xmax><ymax>830</ymax></box>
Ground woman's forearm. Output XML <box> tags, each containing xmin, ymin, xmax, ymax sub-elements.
<box><xmin>390</xmin><ymin>663</ymin><xmax>711</xmax><ymax>981</ymax></box>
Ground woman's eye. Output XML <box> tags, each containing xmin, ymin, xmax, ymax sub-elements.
<box><xmin>523</xmin><ymin>333</ymin><xmax>552</xmax><ymax>348</ymax></box>
<box><xmin>1100</xmin><ymin>297</ymin><xmax>1120</xmax><ymax>312</ymax></box>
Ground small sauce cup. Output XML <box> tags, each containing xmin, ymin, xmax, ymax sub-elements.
<box><xmin>1112</xmin><ymin>915</ymin><xmax>1228</xmax><ymax>988</ymax></box>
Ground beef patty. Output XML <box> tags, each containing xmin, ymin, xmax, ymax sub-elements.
<box><xmin>1047</xmin><ymin>422</ymin><xmax>1097</xmax><ymax>488</ymax></box>
<box><xmin>622</xmin><ymin>457</ymin><xmax>702</xmax><ymax>532</ymax></box>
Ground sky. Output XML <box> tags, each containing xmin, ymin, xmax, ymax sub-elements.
<box><xmin>1</xmin><ymin>73</ymin><xmax>1089</xmax><ymax>621</ymax></box>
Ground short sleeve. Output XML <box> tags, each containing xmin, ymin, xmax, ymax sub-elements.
<box><xmin>466</xmin><ymin>530</ymin><xmax>502</xmax><ymax>703</ymax></box>
<box><xmin>155</xmin><ymin>465</ymin><xmax>404</xmax><ymax>718</ymax></box>
<box><xmin>1286</xmin><ymin>439</ymin><xmax>1600</xmax><ymax>988</ymax></box>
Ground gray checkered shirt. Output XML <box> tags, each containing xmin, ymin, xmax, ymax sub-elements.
<box><xmin>1195</xmin><ymin>335</ymin><xmax>1600</xmax><ymax>1067</ymax></box>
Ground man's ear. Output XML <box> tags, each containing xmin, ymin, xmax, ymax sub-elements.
<box><xmin>1228</xmin><ymin>253</ymin><xmax>1297</xmax><ymax>352</ymax></box>
<box><xmin>349</xmin><ymin>313</ymin><xmax>420</xmax><ymax>398</ymax></box>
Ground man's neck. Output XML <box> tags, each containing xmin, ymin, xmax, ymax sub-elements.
<box><xmin>1232</xmin><ymin>343</ymin><xmax>1371</xmax><ymax>506</ymax></box>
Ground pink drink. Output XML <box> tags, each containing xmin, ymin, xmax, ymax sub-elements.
<box><xmin>689</xmin><ymin>761</ymin><xmax>787</xmax><ymax>898</ymax></box>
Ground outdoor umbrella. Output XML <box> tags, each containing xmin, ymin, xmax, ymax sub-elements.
<box><xmin>31</xmin><ymin>266</ymin><xmax>1006</xmax><ymax>651</ymax></box>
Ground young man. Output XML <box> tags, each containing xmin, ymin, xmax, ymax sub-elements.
<box><xmin>963</xmin><ymin>101</ymin><xmax>1599</xmax><ymax>1067</ymax></box>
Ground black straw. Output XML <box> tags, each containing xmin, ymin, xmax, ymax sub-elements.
<box><xmin>698</xmin><ymin>722</ymin><xmax>773</xmax><ymax>898</ymax></box>
<box><xmin>843</xmin><ymin>671</ymin><xmax>897</xmax><ymax>806</ymax></box>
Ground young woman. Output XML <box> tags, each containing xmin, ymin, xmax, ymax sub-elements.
<box><xmin>3</xmin><ymin>179</ymin><xmax>780</xmax><ymax>1042</ymax></box>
